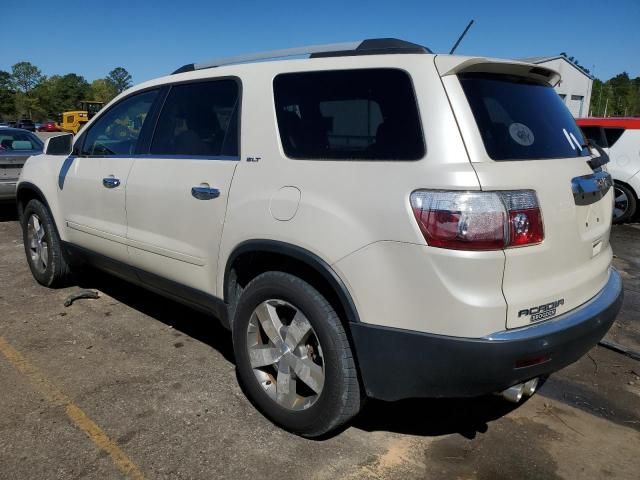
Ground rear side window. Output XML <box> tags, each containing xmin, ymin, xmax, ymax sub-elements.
<box><xmin>459</xmin><ymin>73</ymin><xmax>590</xmax><ymax>160</ymax></box>
<box><xmin>273</xmin><ymin>69</ymin><xmax>424</xmax><ymax>160</ymax></box>
<box><xmin>151</xmin><ymin>79</ymin><xmax>240</xmax><ymax>157</ymax></box>
<box><xmin>604</xmin><ymin>128</ymin><xmax>625</xmax><ymax>148</ymax></box>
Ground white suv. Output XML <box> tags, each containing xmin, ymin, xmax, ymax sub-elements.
<box><xmin>17</xmin><ymin>39</ymin><xmax>623</xmax><ymax>437</ymax></box>
<box><xmin>577</xmin><ymin>118</ymin><xmax>640</xmax><ymax>223</ymax></box>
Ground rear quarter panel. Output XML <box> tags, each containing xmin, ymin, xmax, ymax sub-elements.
<box><xmin>214</xmin><ymin>56</ymin><xmax>510</xmax><ymax>334</ymax></box>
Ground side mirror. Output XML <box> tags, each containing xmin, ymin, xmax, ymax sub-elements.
<box><xmin>44</xmin><ymin>133</ymin><xmax>74</xmax><ymax>156</ymax></box>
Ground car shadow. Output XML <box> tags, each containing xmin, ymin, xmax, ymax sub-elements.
<box><xmin>74</xmin><ymin>268</ymin><xmax>235</xmax><ymax>364</ymax></box>
<box><xmin>0</xmin><ymin>202</ymin><xmax>19</xmax><ymax>222</ymax></box>
<box><xmin>74</xmin><ymin>267</ymin><xmax>524</xmax><ymax>439</ymax></box>
<box><xmin>351</xmin><ymin>394</ymin><xmax>523</xmax><ymax>439</ymax></box>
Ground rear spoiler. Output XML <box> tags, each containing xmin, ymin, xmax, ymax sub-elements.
<box><xmin>435</xmin><ymin>56</ymin><xmax>561</xmax><ymax>87</ymax></box>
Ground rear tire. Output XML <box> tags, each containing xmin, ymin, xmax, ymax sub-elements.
<box><xmin>21</xmin><ymin>199</ymin><xmax>71</xmax><ymax>287</ymax></box>
<box><xmin>232</xmin><ymin>271</ymin><xmax>361</xmax><ymax>437</ymax></box>
<box><xmin>612</xmin><ymin>182</ymin><xmax>637</xmax><ymax>224</ymax></box>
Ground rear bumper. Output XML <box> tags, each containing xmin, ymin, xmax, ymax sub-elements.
<box><xmin>0</xmin><ymin>180</ymin><xmax>17</xmax><ymax>200</ymax></box>
<box><xmin>350</xmin><ymin>269</ymin><xmax>623</xmax><ymax>401</ymax></box>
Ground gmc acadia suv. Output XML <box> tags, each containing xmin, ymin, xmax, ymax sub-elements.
<box><xmin>16</xmin><ymin>39</ymin><xmax>623</xmax><ymax>437</ymax></box>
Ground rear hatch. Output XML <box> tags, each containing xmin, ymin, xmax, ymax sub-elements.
<box><xmin>0</xmin><ymin>154</ymin><xmax>29</xmax><ymax>181</ymax></box>
<box><xmin>436</xmin><ymin>56</ymin><xmax>614</xmax><ymax>329</ymax></box>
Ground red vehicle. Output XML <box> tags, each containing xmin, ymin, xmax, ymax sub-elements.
<box><xmin>37</xmin><ymin>121</ymin><xmax>61</xmax><ymax>132</ymax></box>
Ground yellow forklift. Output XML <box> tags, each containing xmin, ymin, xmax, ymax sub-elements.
<box><xmin>60</xmin><ymin>101</ymin><xmax>105</xmax><ymax>134</ymax></box>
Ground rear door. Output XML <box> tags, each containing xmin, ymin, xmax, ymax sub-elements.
<box><xmin>437</xmin><ymin>58</ymin><xmax>614</xmax><ymax>329</ymax></box>
<box><xmin>125</xmin><ymin>78</ymin><xmax>240</xmax><ymax>295</ymax></box>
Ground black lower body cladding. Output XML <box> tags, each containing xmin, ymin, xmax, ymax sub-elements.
<box><xmin>350</xmin><ymin>270</ymin><xmax>623</xmax><ymax>401</ymax></box>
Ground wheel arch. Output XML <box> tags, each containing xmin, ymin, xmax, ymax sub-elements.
<box><xmin>16</xmin><ymin>182</ymin><xmax>51</xmax><ymax>221</ymax></box>
<box><xmin>223</xmin><ymin>240</ymin><xmax>361</xmax><ymax>327</ymax></box>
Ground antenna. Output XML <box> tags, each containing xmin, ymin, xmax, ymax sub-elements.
<box><xmin>449</xmin><ymin>19</ymin><xmax>474</xmax><ymax>55</ymax></box>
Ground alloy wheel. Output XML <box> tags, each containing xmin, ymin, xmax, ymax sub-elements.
<box><xmin>26</xmin><ymin>214</ymin><xmax>48</xmax><ymax>274</ymax></box>
<box><xmin>246</xmin><ymin>299</ymin><xmax>325</xmax><ymax>410</ymax></box>
<box><xmin>613</xmin><ymin>185</ymin><xmax>630</xmax><ymax>222</ymax></box>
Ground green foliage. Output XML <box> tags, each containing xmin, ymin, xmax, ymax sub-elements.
<box><xmin>33</xmin><ymin>74</ymin><xmax>91</xmax><ymax>120</ymax></box>
<box><xmin>11</xmin><ymin>62</ymin><xmax>44</xmax><ymax>94</ymax></box>
<box><xmin>591</xmin><ymin>72</ymin><xmax>640</xmax><ymax>117</ymax></box>
<box><xmin>90</xmin><ymin>78</ymin><xmax>118</xmax><ymax>103</ymax></box>
<box><xmin>0</xmin><ymin>70</ymin><xmax>17</xmax><ymax>120</ymax></box>
<box><xmin>107</xmin><ymin>67</ymin><xmax>132</xmax><ymax>94</ymax></box>
<box><xmin>0</xmin><ymin>63</ymin><xmax>131</xmax><ymax>121</ymax></box>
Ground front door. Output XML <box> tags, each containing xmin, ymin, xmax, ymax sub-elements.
<box><xmin>125</xmin><ymin>79</ymin><xmax>241</xmax><ymax>295</ymax></box>
<box><xmin>58</xmin><ymin>89</ymin><xmax>159</xmax><ymax>263</ymax></box>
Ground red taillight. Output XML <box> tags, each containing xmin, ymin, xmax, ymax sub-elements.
<box><xmin>508</xmin><ymin>208</ymin><xmax>544</xmax><ymax>246</ymax></box>
<box><xmin>410</xmin><ymin>190</ymin><xmax>544</xmax><ymax>251</ymax></box>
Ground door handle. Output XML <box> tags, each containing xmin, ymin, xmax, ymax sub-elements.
<box><xmin>191</xmin><ymin>185</ymin><xmax>220</xmax><ymax>200</ymax></box>
<box><xmin>102</xmin><ymin>176</ymin><xmax>121</xmax><ymax>189</ymax></box>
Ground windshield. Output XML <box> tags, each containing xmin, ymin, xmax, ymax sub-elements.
<box><xmin>459</xmin><ymin>73</ymin><xmax>590</xmax><ymax>161</ymax></box>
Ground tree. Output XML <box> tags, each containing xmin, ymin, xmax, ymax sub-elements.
<box><xmin>0</xmin><ymin>70</ymin><xmax>17</xmax><ymax>120</ymax></box>
<box><xmin>90</xmin><ymin>78</ymin><xmax>118</xmax><ymax>103</ymax></box>
<box><xmin>10</xmin><ymin>62</ymin><xmax>44</xmax><ymax>94</ymax></box>
<box><xmin>107</xmin><ymin>67</ymin><xmax>132</xmax><ymax>93</ymax></box>
<box><xmin>32</xmin><ymin>74</ymin><xmax>90</xmax><ymax>120</ymax></box>
<box><xmin>590</xmin><ymin>72</ymin><xmax>640</xmax><ymax>117</ymax></box>
<box><xmin>10</xmin><ymin>62</ymin><xmax>45</xmax><ymax>118</ymax></box>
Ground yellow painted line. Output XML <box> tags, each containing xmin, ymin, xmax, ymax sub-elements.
<box><xmin>0</xmin><ymin>336</ymin><xmax>145</xmax><ymax>480</ymax></box>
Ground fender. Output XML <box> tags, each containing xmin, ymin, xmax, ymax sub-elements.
<box><xmin>16</xmin><ymin>182</ymin><xmax>52</xmax><ymax>219</ymax></box>
<box><xmin>224</xmin><ymin>239</ymin><xmax>361</xmax><ymax>324</ymax></box>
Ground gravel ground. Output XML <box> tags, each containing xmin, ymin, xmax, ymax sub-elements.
<box><xmin>0</xmin><ymin>205</ymin><xmax>639</xmax><ymax>480</ymax></box>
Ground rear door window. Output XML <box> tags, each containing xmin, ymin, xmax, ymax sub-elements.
<box><xmin>150</xmin><ymin>79</ymin><xmax>240</xmax><ymax>158</ymax></box>
<box><xmin>459</xmin><ymin>73</ymin><xmax>590</xmax><ymax>160</ymax></box>
<box><xmin>273</xmin><ymin>69</ymin><xmax>424</xmax><ymax>160</ymax></box>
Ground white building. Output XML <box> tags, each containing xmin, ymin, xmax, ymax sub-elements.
<box><xmin>519</xmin><ymin>55</ymin><xmax>594</xmax><ymax>118</ymax></box>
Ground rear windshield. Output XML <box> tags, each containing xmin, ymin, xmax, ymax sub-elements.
<box><xmin>459</xmin><ymin>73</ymin><xmax>590</xmax><ymax>160</ymax></box>
<box><xmin>0</xmin><ymin>131</ymin><xmax>42</xmax><ymax>151</ymax></box>
<box><xmin>273</xmin><ymin>69</ymin><xmax>425</xmax><ymax>160</ymax></box>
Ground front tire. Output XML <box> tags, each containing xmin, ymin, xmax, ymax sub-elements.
<box><xmin>232</xmin><ymin>271</ymin><xmax>361</xmax><ymax>437</ymax></box>
<box><xmin>21</xmin><ymin>199</ymin><xmax>71</xmax><ymax>287</ymax></box>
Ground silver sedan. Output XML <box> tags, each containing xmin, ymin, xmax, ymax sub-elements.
<box><xmin>0</xmin><ymin>128</ymin><xmax>43</xmax><ymax>201</ymax></box>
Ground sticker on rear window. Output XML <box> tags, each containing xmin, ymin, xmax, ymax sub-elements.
<box><xmin>509</xmin><ymin>123</ymin><xmax>534</xmax><ymax>146</ymax></box>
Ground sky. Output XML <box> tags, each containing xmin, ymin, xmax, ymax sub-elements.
<box><xmin>3</xmin><ymin>0</ymin><xmax>639</xmax><ymax>84</ymax></box>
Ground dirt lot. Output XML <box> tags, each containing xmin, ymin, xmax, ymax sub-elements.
<box><xmin>0</xmin><ymin>204</ymin><xmax>639</xmax><ymax>480</ymax></box>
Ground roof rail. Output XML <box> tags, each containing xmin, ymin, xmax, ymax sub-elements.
<box><xmin>171</xmin><ymin>38</ymin><xmax>431</xmax><ymax>74</ymax></box>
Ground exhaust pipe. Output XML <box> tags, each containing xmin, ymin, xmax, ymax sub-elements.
<box><xmin>523</xmin><ymin>378</ymin><xmax>539</xmax><ymax>397</ymax></box>
<box><xmin>501</xmin><ymin>383</ymin><xmax>525</xmax><ymax>403</ymax></box>
<box><xmin>499</xmin><ymin>377</ymin><xmax>539</xmax><ymax>403</ymax></box>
